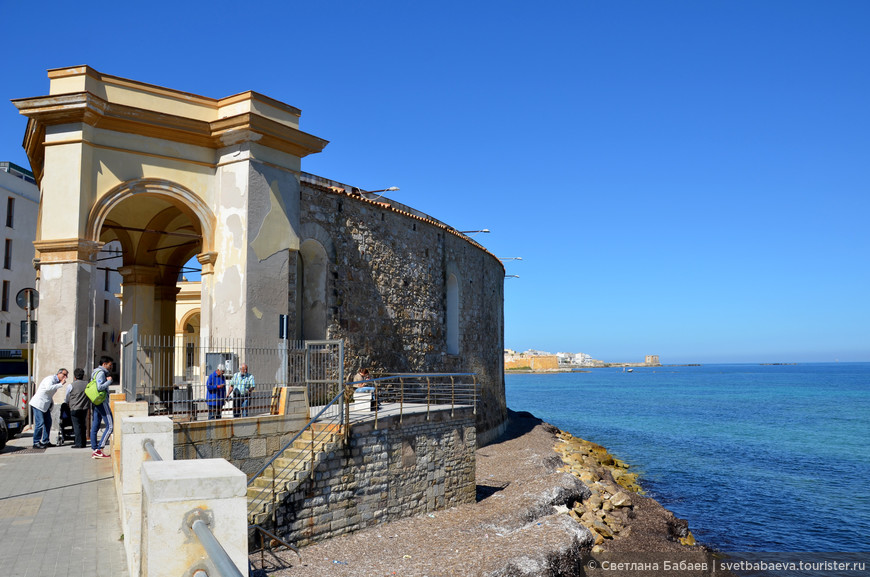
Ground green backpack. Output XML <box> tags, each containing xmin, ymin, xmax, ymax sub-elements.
<box><xmin>85</xmin><ymin>371</ymin><xmax>107</xmax><ymax>405</ymax></box>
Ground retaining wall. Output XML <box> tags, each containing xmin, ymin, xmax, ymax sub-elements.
<box><xmin>274</xmin><ymin>408</ymin><xmax>477</xmax><ymax>546</ymax></box>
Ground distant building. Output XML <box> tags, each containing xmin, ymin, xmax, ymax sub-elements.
<box><xmin>645</xmin><ymin>355</ymin><xmax>660</xmax><ymax>365</ymax></box>
<box><xmin>0</xmin><ymin>163</ymin><xmax>40</xmax><ymax>375</ymax></box>
<box><xmin>0</xmin><ymin>161</ymin><xmax>122</xmax><ymax>375</ymax></box>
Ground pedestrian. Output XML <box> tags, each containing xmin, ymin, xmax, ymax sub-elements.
<box><xmin>65</xmin><ymin>368</ymin><xmax>90</xmax><ymax>449</ymax></box>
<box><xmin>352</xmin><ymin>368</ymin><xmax>380</xmax><ymax>412</ymax></box>
<box><xmin>230</xmin><ymin>363</ymin><xmax>255</xmax><ymax>417</ymax></box>
<box><xmin>32</xmin><ymin>368</ymin><xmax>68</xmax><ymax>449</ymax></box>
<box><xmin>90</xmin><ymin>356</ymin><xmax>114</xmax><ymax>459</ymax></box>
<box><xmin>206</xmin><ymin>366</ymin><xmax>226</xmax><ymax>419</ymax></box>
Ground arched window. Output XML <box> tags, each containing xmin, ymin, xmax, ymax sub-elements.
<box><xmin>447</xmin><ymin>273</ymin><xmax>459</xmax><ymax>355</ymax></box>
<box><xmin>299</xmin><ymin>239</ymin><xmax>328</xmax><ymax>340</ymax></box>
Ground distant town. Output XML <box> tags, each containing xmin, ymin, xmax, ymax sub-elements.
<box><xmin>504</xmin><ymin>349</ymin><xmax>661</xmax><ymax>371</ymax></box>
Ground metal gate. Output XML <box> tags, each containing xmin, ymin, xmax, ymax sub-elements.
<box><xmin>120</xmin><ymin>325</ymin><xmax>343</xmax><ymax>417</ymax></box>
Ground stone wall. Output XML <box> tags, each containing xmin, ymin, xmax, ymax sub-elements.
<box><xmin>274</xmin><ymin>408</ymin><xmax>477</xmax><ymax>546</ymax></box>
<box><xmin>299</xmin><ymin>176</ymin><xmax>506</xmax><ymax>441</ymax></box>
<box><xmin>172</xmin><ymin>387</ymin><xmax>308</xmax><ymax>477</ymax></box>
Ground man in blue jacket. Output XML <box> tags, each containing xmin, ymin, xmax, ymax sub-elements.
<box><xmin>206</xmin><ymin>366</ymin><xmax>226</xmax><ymax>419</ymax></box>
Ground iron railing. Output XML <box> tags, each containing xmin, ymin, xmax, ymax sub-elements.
<box><xmin>119</xmin><ymin>329</ymin><xmax>344</xmax><ymax>420</ymax></box>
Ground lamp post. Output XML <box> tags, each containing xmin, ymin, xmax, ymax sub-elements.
<box><xmin>504</xmin><ymin>275</ymin><xmax>520</xmax><ymax>279</ymax></box>
<box><xmin>498</xmin><ymin>257</ymin><xmax>522</xmax><ymax>261</ymax></box>
<box><xmin>356</xmin><ymin>186</ymin><xmax>400</xmax><ymax>201</ymax></box>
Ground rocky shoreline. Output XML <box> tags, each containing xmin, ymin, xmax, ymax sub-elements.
<box><xmin>552</xmin><ymin>428</ymin><xmax>701</xmax><ymax>552</ymax></box>
<box><xmin>253</xmin><ymin>410</ymin><xmax>717</xmax><ymax>576</ymax></box>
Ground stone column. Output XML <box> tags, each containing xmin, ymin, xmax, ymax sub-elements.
<box><xmin>140</xmin><ymin>459</ymin><xmax>247</xmax><ymax>577</ymax></box>
<box><xmin>118</xmin><ymin>265</ymin><xmax>160</xmax><ymax>337</ymax></box>
<box><xmin>119</xmin><ymin>414</ymin><xmax>172</xmax><ymax>577</ymax></box>
<box><xmin>210</xmin><ymin>158</ymin><xmax>299</xmax><ymax>346</ymax></box>
<box><xmin>33</xmin><ymin>239</ymin><xmax>103</xmax><ymax>380</ymax></box>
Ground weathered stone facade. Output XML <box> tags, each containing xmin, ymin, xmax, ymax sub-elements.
<box><xmin>299</xmin><ymin>174</ymin><xmax>506</xmax><ymax>441</ymax></box>
<box><xmin>274</xmin><ymin>409</ymin><xmax>477</xmax><ymax>546</ymax></box>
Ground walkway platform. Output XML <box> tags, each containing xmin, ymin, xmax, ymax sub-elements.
<box><xmin>0</xmin><ymin>432</ymin><xmax>129</xmax><ymax>577</ymax></box>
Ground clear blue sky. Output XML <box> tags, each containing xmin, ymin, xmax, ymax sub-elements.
<box><xmin>2</xmin><ymin>1</ymin><xmax>868</xmax><ymax>364</ymax></box>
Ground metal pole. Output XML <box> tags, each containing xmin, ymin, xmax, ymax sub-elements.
<box><xmin>25</xmin><ymin>294</ymin><xmax>32</xmax><ymax>428</ymax></box>
<box><xmin>143</xmin><ymin>439</ymin><xmax>163</xmax><ymax>461</ymax></box>
<box><xmin>189</xmin><ymin>518</ymin><xmax>245</xmax><ymax>577</ymax></box>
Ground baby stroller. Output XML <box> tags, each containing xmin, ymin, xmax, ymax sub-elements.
<box><xmin>58</xmin><ymin>403</ymin><xmax>76</xmax><ymax>445</ymax></box>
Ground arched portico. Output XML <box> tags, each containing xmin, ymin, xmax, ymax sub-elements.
<box><xmin>14</xmin><ymin>66</ymin><xmax>328</xmax><ymax>378</ymax></box>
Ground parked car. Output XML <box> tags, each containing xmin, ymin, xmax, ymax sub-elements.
<box><xmin>0</xmin><ymin>401</ymin><xmax>25</xmax><ymax>439</ymax></box>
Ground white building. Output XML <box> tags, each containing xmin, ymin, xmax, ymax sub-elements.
<box><xmin>0</xmin><ymin>161</ymin><xmax>122</xmax><ymax>375</ymax></box>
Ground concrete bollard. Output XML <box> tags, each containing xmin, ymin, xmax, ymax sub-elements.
<box><xmin>141</xmin><ymin>459</ymin><xmax>247</xmax><ymax>577</ymax></box>
<box><xmin>120</xmin><ymin>415</ymin><xmax>173</xmax><ymax>577</ymax></box>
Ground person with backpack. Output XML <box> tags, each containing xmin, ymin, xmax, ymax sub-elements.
<box><xmin>89</xmin><ymin>356</ymin><xmax>114</xmax><ymax>459</ymax></box>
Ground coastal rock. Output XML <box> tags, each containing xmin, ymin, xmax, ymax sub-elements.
<box><xmin>592</xmin><ymin>519</ymin><xmax>614</xmax><ymax>538</ymax></box>
<box><xmin>611</xmin><ymin>492</ymin><xmax>632</xmax><ymax>508</ymax></box>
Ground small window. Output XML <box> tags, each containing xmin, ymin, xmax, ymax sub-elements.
<box><xmin>104</xmin><ymin>269</ymin><xmax>110</xmax><ymax>292</ymax></box>
<box><xmin>1</xmin><ymin>281</ymin><xmax>8</xmax><ymax>312</ymax></box>
<box><xmin>3</xmin><ymin>239</ymin><xmax>11</xmax><ymax>270</ymax></box>
<box><xmin>5</xmin><ymin>323</ymin><xmax>9</xmax><ymax>338</ymax></box>
<box><xmin>6</xmin><ymin>197</ymin><xmax>14</xmax><ymax>228</ymax></box>
<box><xmin>103</xmin><ymin>300</ymin><xmax>109</xmax><ymax>324</ymax></box>
<box><xmin>101</xmin><ymin>331</ymin><xmax>108</xmax><ymax>351</ymax></box>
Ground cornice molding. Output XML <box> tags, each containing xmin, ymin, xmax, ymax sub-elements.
<box><xmin>13</xmin><ymin>91</ymin><xmax>328</xmax><ymax>185</ymax></box>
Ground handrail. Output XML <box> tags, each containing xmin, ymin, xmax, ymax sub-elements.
<box><xmin>143</xmin><ymin>439</ymin><xmax>162</xmax><ymax>461</ymax></box>
<box><xmin>247</xmin><ymin>389</ymin><xmax>345</xmax><ymax>488</ymax></box>
<box><xmin>189</xmin><ymin>517</ymin><xmax>245</xmax><ymax>577</ymax></box>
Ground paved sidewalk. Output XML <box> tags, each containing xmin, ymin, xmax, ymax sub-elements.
<box><xmin>0</xmin><ymin>432</ymin><xmax>129</xmax><ymax>577</ymax></box>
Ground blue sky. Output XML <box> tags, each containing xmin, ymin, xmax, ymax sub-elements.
<box><xmin>2</xmin><ymin>1</ymin><xmax>868</xmax><ymax>363</ymax></box>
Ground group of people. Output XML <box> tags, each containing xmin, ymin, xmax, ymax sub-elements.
<box><xmin>205</xmin><ymin>363</ymin><xmax>256</xmax><ymax>419</ymax></box>
<box><xmin>29</xmin><ymin>356</ymin><xmax>115</xmax><ymax>459</ymax></box>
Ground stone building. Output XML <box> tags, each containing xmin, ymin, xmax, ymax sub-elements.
<box><xmin>14</xmin><ymin>66</ymin><xmax>507</xmax><ymax>441</ymax></box>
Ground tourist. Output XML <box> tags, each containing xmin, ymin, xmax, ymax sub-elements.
<box><xmin>90</xmin><ymin>357</ymin><xmax>114</xmax><ymax>459</ymax></box>
<box><xmin>229</xmin><ymin>363</ymin><xmax>255</xmax><ymax>418</ymax></box>
<box><xmin>65</xmin><ymin>368</ymin><xmax>90</xmax><ymax>448</ymax></box>
<box><xmin>31</xmin><ymin>368</ymin><xmax>68</xmax><ymax>449</ymax></box>
<box><xmin>206</xmin><ymin>366</ymin><xmax>227</xmax><ymax>419</ymax></box>
<box><xmin>352</xmin><ymin>368</ymin><xmax>380</xmax><ymax>412</ymax></box>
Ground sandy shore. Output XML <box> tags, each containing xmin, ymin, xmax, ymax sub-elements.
<box><xmin>251</xmin><ymin>410</ymin><xmax>714</xmax><ymax>577</ymax></box>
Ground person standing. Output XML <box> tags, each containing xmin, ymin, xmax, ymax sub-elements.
<box><xmin>32</xmin><ymin>368</ymin><xmax>68</xmax><ymax>449</ymax></box>
<box><xmin>90</xmin><ymin>356</ymin><xmax>114</xmax><ymax>459</ymax></box>
<box><xmin>65</xmin><ymin>368</ymin><xmax>90</xmax><ymax>449</ymax></box>
<box><xmin>206</xmin><ymin>366</ymin><xmax>226</xmax><ymax>419</ymax></box>
<box><xmin>229</xmin><ymin>363</ymin><xmax>255</xmax><ymax>417</ymax></box>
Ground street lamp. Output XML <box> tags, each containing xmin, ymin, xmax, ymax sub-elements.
<box><xmin>498</xmin><ymin>257</ymin><xmax>522</xmax><ymax>261</ymax></box>
<box><xmin>504</xmin><ymin>274</ymin><xmax>520</xmax><ymax>279</ymax></box>
<box><xmin>355</xmin><ymin>186</ymin><xmax>400</xmax><ymax>201</ymax></box>
<box><xmin>458</xmin><ymin>229</ymin><xmax>490</xmax><ymax>238</ymax></box>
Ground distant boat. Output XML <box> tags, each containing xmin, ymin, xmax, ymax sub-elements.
<box><xmin>622</xmin><ymin>366</ymin><xmax>634</xmax><ymax>373</ymax></box>
<box><xmin>627</xmin><ymin>368</ymin><xmax>634</xmax><ymax>372</ymax></box>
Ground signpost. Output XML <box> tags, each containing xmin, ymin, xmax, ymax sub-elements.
<box><xmin>16</xmin><ymin>288</ymin><xmax>38</xmax><ymax>425</ymax></box>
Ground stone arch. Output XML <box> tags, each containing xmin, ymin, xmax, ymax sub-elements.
<box><xmin>298</xmin><ymin>222</ymin><xmax>336</xmax><ymax>261</ymax></box>
<box><xmin>87</xmin><ymin>177</ymin><xmax>216</xmax><ymax>253</ymax></box>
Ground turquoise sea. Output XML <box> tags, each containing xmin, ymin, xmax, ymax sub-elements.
<box><xmin>505</xmin><ymin>363</ymin><xmax>870</xmax><ymax>552</ymax></box>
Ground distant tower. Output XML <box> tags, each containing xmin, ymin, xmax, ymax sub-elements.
<box><xmin>645</xmin><ymin>355</ymin><xmax>660</xmax><ymax>365</ymax></box>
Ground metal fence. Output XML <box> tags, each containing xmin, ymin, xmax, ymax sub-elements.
<box><xmin>120</xmin><ymin>327</ymin><xmax>343</xmax><ymax>420</ymax></box>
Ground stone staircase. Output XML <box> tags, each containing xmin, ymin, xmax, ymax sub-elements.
<box><xmin>247</xmin><ymin>422</ymin><xmax>344</xmax><ymax>526</ymax></box>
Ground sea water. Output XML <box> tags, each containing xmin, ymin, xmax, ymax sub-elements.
<box><xmin>505</xmin><ymin>363</ymin><xmax>870</xmax><ymax>552</ymax></box>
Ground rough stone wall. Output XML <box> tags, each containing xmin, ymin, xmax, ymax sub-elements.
<box><xmin>275</xmin><ymin>409</ymin><xmax>477</xmax><ymax>546</ymax></box>
<box><xmin>172</xmin><ymin>388</ymin><xmax>308</xmax><ymax>477</ymax></box>
<box><xmin>299</xmin><ymin>180</ymin><xmax>507</xmax><ymax>440</ymax></box>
